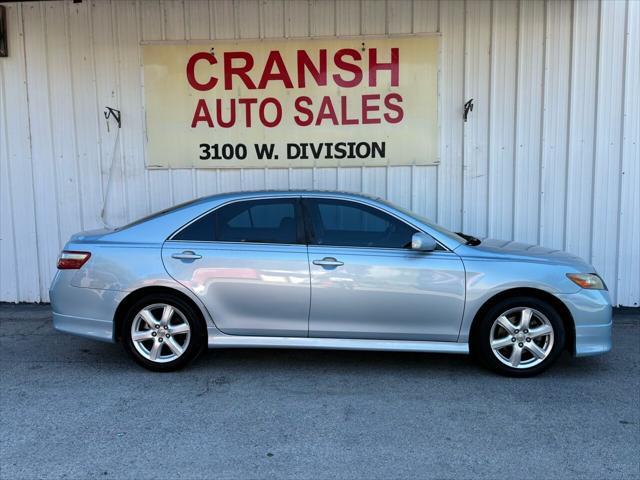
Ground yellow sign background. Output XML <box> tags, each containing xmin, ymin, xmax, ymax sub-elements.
<box><xmin>143</xmin><ymin>36</ymin><xmax>439</xmax><ymax>168</ymax></box>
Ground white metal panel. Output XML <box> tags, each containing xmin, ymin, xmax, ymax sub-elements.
<box><xmin>285</xmin><ymin>0</ymin><xmax>309</xmax><ymax>38</ymax></box>
<box><xmin>22</xmin><ymin>3</ymin><xmax>65</xmax><ymax>300</ymax></box>
<box><xmin>462</xmin><ymin>0</ymin><xmax>491</xmax><ymax>237</ymax></box>
<box><xmin>336</xmin><ymin>0</ymin><xmax>361</xmax><ymax>36</ymax></box>
<box><xmin>513</xmin><ymin>0</ymin><xmax>544</xmax><ymax>245</ymax></box>
<box><xmin>261</xmin><ymin>0</ymin><xmax>285</xmax><ymax>39</ymax></box>
<box><xmin>487</xmin><ymin>0</ymin><xmax>518</xmax><ymax>240</ymax></box>
<box><xmin>591</xmin><ymin>0</ymin><xmax>627</xmax><ymax>304</ymax></box>
<box><xmin>211</xmin><ymin>0</ymin><xmax>235</xmax><ymax>39</ymax></box>
<box><xmin>186</xmin><ymin>0</ymin><xmax>210</xmax><ymax>39</ymax></box>
<box><xmin>1</xmin><ymin>0</ymin><xmax>638</xmax><ymax>305</ymax></box>
<box><xmin>540</xmin><ymin>0</ymin><xmax>572</xmax><ymax>250</ymax></box>
<box><xmin>68</xmin><ymin>1</ymin><xmax>106</xmax><ymax>232</ymax></box>
<box><xmin>361</xmin><ymin>0</ymin><xmax>386</xmax><ymax>35</ymax></box>
<box><xmin>617</xmin><ymin>0</ymin><xmax>640</xmax><ymax>306</ymax></box>
<box><xmin>0</xmin><ymin>3</ymin><xmax>40</xmax><ymax>302</ymax></box>
<box><xmin>413</xmin><ymin>0</ymin><xmax>439</xmax><ymax>33</ymax></box>
<box><xmin>565</xmin><ymin>0</ymin><xmax>598</xmax><ymax>263</ymax></box>
<box><xmin>437</xmin><ymin>0</ymin><xmax>464</xmax><ymax>231</ymax></box>
<box><xmin>388</xmin><ymin>0</ymin><xmax>413</xmax><ymax>34</ymax></box>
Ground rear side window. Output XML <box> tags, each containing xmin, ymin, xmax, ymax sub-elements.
<box><xmin>173</xmin><ymin>198</ymin><xmax>300</xmax><ymax>244</ymax></box>
<box><xmin>304</xmin><ymin>198</ymin><xmax>417</xmax><ymax>249</ymax></box>
<box><xmin>172</xmin><ymin>210</ymin><xmax>216</xmax><ymax>241</ymax></box>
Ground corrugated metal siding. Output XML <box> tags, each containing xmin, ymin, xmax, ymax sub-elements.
<box><xmin>0</xmin><ymin>0</ymin><xmax>638</xmax><ymax>306</ymax></box>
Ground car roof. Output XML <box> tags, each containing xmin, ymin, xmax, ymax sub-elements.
<box><xmin>191</xmin><ymin>189</ymin><xmax>382</xmax><ymax>204</ymax></box>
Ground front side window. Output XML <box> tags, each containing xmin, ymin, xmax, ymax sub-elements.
<box><xmin>173</xmin><ymin>198</ymin><xmax>300</xmax><ymax>244</ymax></box>
<box><xmin>304</xmin><ymin>198</ymin><xmax>417</xmax><ymax>249</ymax></box>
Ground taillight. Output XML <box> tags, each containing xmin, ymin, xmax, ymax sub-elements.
<box><xmin>57</xmin><ymin>251</ymin><xmax>91</xmax><ymax>269</ymax></box>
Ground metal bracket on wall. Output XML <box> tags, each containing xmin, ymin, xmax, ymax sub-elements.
<box><xmin>104</xmin><ymin>107</ymin><xmax>121</xmax><ymax>131</ymax></box>
<box><xmin>463</xmin><ymin>98</ymin><xmax>474</xmax><ymax>122</ymax></box>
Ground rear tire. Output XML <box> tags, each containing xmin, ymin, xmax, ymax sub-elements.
<box><xmin>121</xmin><ymin>293</ymin><xmax>206</xmax><ymax>372</ymax></box>
<box><xmin>472</xmin><ymin>296</ymin><xmax>565</xmax><ymax>377</ymax></box>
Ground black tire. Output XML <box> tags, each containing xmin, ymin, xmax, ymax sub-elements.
<box><xmin>121</xmin><ymin>293</ymin><xmax>206</xmax><ymax>372</ymax></box>
<box><xmin>472</xmin><ymin>296</ymin><xmax>566</xmax><ymax>377</ymax></box>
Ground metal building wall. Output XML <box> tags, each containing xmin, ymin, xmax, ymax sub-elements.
<box><xmin>0</xmin><ymin>0</ymin><xmax>638</xmax><ymax>305</ymax></box>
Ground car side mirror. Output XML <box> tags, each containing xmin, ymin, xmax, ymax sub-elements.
<box><xmin>411</xmin><ymin>232</ymin><xmax>438</xmax><ymax>252</ymax></box>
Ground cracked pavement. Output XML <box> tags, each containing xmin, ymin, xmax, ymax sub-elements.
<box><xmin>1</xmin><ymin>304</ymin><xmax>639</xmax><ymax>479</ymax></box>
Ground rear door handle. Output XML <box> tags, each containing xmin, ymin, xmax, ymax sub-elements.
<box><xmin>313</xmin><ymin>257</ymin><xmax>344</xmax><ymax>267</ymax></box>
<box><xmin>171</xmin><ymin>251</ymin><xmax>202</xmax><ymax>260</ymax></box>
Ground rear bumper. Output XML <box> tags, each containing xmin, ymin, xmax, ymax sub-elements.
<box><xmin>50</xmin><ymin>271</ymin><xmax>122</xmax><ymax>343</ymax></box>
<box><xmin>52</xmin><ymin>312</ymin><xmax>114</xmax><ymax>343</ymax></box>
<box><xmin>556</xmin><ymin>289</ymin><xmax>613</xmax><ymax>357</ymax></box>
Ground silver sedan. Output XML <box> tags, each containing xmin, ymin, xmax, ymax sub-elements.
<box><xmin>50</xmin><ymin>191</ymin><xmax>612</xmax><ymax>376</ymax></box>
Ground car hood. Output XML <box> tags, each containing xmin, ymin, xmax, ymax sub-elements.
<box><xmin>455</xmin><ymin>238</ymin><xmax>595</xmax><ymax>271</ymax></box>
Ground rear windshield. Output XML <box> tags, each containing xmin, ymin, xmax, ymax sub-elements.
<box><xmin>115</xmin><ymin>198</ymin><xmax>202</xmax><ymax>231</ymax></box>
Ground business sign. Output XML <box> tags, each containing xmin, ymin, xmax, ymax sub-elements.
<box><xmin>142</xmin><ymin>36</ymin><xmax>439</xmax><ymax>168</ymax></box>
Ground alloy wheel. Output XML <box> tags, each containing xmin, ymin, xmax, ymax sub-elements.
<box><xmin>489</xmin><ymin>307</ymin><xmax>555</xmax><ymax>369</ymax></box>
<box><xmin>130</xmin><ymin>303</ymin><xmax>191</xmax><ymax>363</ymax></box>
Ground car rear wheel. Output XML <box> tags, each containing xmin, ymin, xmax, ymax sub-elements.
<box><xmin>473</xmin><ymin>296</ymin><xmax>566</xmax><ymax>377</ymax></box>
<box><xmin>122</xmin><ymin>294</ymin><xmax>206</xmax><ymax>371</ymax></box>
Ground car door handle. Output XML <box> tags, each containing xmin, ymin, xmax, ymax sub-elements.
<box><xmin>171</xmin><ymin>251</ymin><xmax>202</xmax><ymax>260</ymax></box>
<box><xmin>313</xmin><ymin>257</ymin><xmax>344</xmax><ymax>267</ymax></box>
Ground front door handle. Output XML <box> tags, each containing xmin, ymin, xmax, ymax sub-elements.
<box><xmin>313</xmin><ymin>257</ymin><xmax>344</xmax><ymax>267</ymax></box>
<box><xmin>171</xmin><ymin>251</ymin><xmax>202</xmax><ymax>261</ymax></box>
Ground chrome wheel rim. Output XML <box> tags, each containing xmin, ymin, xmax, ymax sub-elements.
<box><xmin>131</xmin><ymin>303</ymin><xmax>191</xmax><ymax>363</ymax></box>
<box><xmin>490</xmin><ymin>307</ymin><xmax>554</xmax><ymax>369</ymax></box>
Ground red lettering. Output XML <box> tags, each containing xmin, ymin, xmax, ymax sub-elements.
<box><xmin>362</xmin><ymin>94</ymin><xmax>381</xmax><ymax>124</ymax></box>
<box><xmin>258</xmin><ymin>51</ymin><xmax>294</xmax><ymax>89</ymax></box>
<box><xmin>294</xmin><ymin>96</ymin><xmax>314</xmax><ymax>126</ymax></box>
<box><xmin>297</xmin><ymin>50</ymin><xmax>327</xmax><ymax>88</ymax></box>
<box><xmin>223</xmin><ymin>52</ymin><xmax>256</xmax><ymax>90</ymax></box>
<box><xmin>340</xmin><ymin>96</ymin><xmax>358</xmax><ymax>125</ymax></box>
<box><xmin>186</xmin><ymin>52</ymin><xmax>218</xmax><ymax>91</ymax></box>
<box><xmin>216</xmin><ymin>98</ymin><xmax>235</xmax><ymax>128</ymax></box>
<box><xmin>384</xmin><ymin>93</ymin><xmax>404</xmax><ymax>123</ymax></box>
<box><xmin>259</xmin><ymin>98</ymin><xmax>282</xmax><ymax>127</ymax></box>
<box><xmin>316</xmin><ymin>96</ymin><xmax>338</xmax><ymax>126</ymax></box>
<box><xmin>368</xmin><ymin>47</ymin><xmax>399</xmax><ymax>87</ymax></box>
<box><xmin>238</xmin><ymin>98</ymin><xmax>258</xmax><ymax>127</ymax></box>
<box><xmin>191</xmin><ymin>99</ymin><xmax>214</xmax><ymax>127</ymax></box>
<box><xmin>333</xmin><ymin>49</ymin><xmax>362</xmax><ymax>88</ymax></box>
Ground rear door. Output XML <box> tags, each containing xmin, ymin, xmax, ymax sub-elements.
<box><xmin>163</xmin><ymin>197</ymin><xmax>310</xmax><ymax>337</ymax></box>
<box><xmin>303</xmin><ymin>197</ymin><xmax>466</xmax><ymax>341</ymax></box>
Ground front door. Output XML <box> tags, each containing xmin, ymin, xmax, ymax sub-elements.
<box><xmin>163</xmin><ymin>197</ymin><xmax>310</xmax><ymax>337</ymax></box>
<box><xmin>303</xmin><ymin>198</ymin><xmax>466</xmax><ymax>341</ymax></box>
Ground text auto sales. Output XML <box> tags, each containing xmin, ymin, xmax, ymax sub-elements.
<box><xmin>187</xmin><ymin>47</ymin><xmax>402</xmax><ymax>160</ymax></box>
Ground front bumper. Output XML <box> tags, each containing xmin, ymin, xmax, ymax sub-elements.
<box><xmin>556</xmin><ymin>289</ymin><xmax>613</xmax><ymax>357</ymax></box>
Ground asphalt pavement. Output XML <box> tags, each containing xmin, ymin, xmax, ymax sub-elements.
<box><xmin>1</xmin><ymin>304</ymin><xmax>638</xmax><ymax>479</ymax></box>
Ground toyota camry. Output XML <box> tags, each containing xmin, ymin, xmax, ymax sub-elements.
<box><xmin>50</xmin><ymin>191</ymin><xmax>612</xmax><ymax>376</ymax></box>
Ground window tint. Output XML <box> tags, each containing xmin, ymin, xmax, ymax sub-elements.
<box><xmin>173</xmin><ymin>211</ymin><xmax>216</xmax><ymax>241</ymax></box>
<box><xmin>305</xmin><ymin>199</ymin><xmax>417</xmax><ymax>248</ymax></box>
<box><xmin>217</xmin><ymin>199</ymin><xmax>298</xmax><ymax>243</ymax></box>
<box><xmin>174</xmin><ymin>199</ymin><xmax>300</xmax><ymax>244</ymax></box>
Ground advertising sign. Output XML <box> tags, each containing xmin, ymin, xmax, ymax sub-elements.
<box><xmin>142</xmin><ymin>36</ymin><xmax>439</xmax><ymax>168</ymax></box>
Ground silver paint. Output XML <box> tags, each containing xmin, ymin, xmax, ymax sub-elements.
<box><xmin>49</xmin><ymin>190</ymin><xmax>612</xmax><ymax>361</ymax></box>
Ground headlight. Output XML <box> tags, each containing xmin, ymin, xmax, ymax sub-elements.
<box><xmin>566</xmin><ymin>273</ymin><xmax>607</xmax><ymax>290</ymax></box>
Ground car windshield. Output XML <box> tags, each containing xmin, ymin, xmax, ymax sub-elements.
<box><xmin>377</xmin><ymin>199</ymin><xmax>469</xmax><ymax>245</ymax></box>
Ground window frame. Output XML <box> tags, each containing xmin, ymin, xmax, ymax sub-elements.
<box><xmin>302</xmin><ymin>197</ymin><xmax>426</xmax><ymax>251</ymax></box>
<box><xmin>167</xmin><ymin>196</ymin><xmax>306</xmax><ymax>246</ymax></box>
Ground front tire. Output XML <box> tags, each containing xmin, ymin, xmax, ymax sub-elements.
<box><xmin>122</xmin><ymin>294</ymin><xmax>206</xmax><ymax>372</ymax></box>
<box><xmin>472</xmin><ymin>296</ymin><xmax>566</xmax><ymax>377</ymax></box>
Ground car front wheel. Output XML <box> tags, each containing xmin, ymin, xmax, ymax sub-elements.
<box><xmin>122</xmin><ymin>294</ymin><xmax>206</xmax><ymax>371</ymax></box>
<box><xmin>473</xmin><ymin>297</ymin><xmax>566</xmax><ymax>377</ymax></box>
